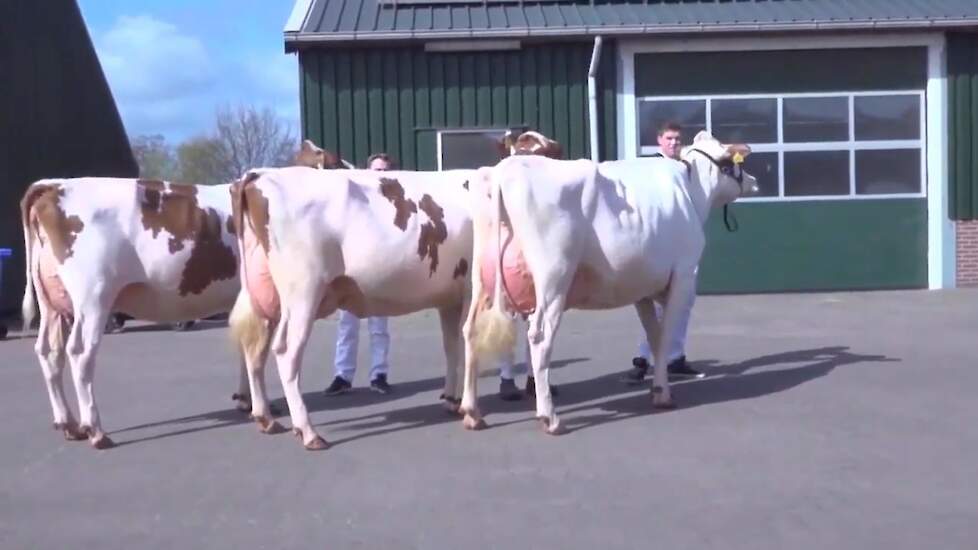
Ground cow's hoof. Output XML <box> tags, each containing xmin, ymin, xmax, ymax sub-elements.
<box><xmin>538</xmin><ymin>417</ymin><xmax>566</xmax><ymax>435</ymax></box>
<box><xmin>462</xmin><ymin>414</ymin><xmax>487</xmax><ymax>431</ymax></box>
<box><xmin>254</xmin><ymin>416</ymin><xmax>285</xmax><ymax>434</ymax></box>
<box><xmin>441</xmin><ymin>396</ymin><xmax>462</xmax><ymax>415</ymax></box>
<box><xmin>651</xmin><ymin>387</ymin><xmax>676</xmax><ymax>409</ymax></box>
<box><xmin>55</xmin><ymin>422</ymin><xmax>87</xmax><ymax>441</ymax></box>
<box><xmin>304</xmin><ymin>436</ymin><xmax>331</xmax><ymax>451</ymax></box>
<box><xmin>90</xmin><ymin>434</ymin><xmax>115</xmax><ymax>450</ymax></box>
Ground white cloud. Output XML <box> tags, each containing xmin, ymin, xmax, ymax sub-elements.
<box><xmin>92</xmin><ymin>14</ymin><xmax>301</xmax><ymax>143</ymax></box>
<box><xmin>97</xmin><ymin>15</ymin><xmax>214</xmax><ymax>102</ymax></box>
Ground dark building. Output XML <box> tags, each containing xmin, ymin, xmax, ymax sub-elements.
<box><xmin>0</xmin><ymin>0</ymin><xmax>138</xmax><ymax>315</ymax></box>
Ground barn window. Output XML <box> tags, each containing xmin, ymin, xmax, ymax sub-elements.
<box><xmin>636</xmin><ymin>90</ymin><xmax>924</xmax><ymax>201</ymax></box>
<box><xmin>437</xmin><ymin>129</ymin><xmax>509</xmax><ymax>171</ymax></box>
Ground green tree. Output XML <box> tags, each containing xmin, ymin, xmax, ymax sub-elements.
<box><xmin>130</xmin><ymin>134</ymin><xmax>176</xmax><ymax>180</ymax></box>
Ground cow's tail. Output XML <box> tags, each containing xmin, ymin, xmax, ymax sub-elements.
<box><xmin>229</xmin><ymin>288</ymin><xmax>268</xmax><ymax>369</ymax></box>
<box><xmin>228</xmin><ymin>172</ymin><xmax>269</xmax><ymax>359</ymax></box>
<box><xmin>19</xmin><ymin>183</ymin><xmax>42</xmax><ymax>333</ymax></box>
<box><xmin>472</xmin><ymin>168</ymin><xmax>517</xmax><ymax>361</ymax></box>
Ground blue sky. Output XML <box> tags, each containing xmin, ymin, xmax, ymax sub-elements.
<box><xmin>77</xmin><ymin>0</ymin><xmax>300</xmax><ymax>143</ymax></box>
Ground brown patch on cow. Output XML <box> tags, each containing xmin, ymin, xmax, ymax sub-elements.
<box><xmin>230</xmin><ymin>171</ymin><xmax>270</xmax><ymax>253</ymax></box>
<box><xmin>178</xmin><ymin>207</ymin><xmax>237</xmax><ymax>296</ymax></box>
<box><xmin>417</xmin><ymin>194</ymin><xmax>448</xmax><ymax>276</ymax></box>
<box><xmin>379</xmin><ymin>178</ymin><xmax>417</xmax><ymax>230</ymax></box>
<box><xmin>453</xmin><ymin>258</ymin><xmax>469</xmax><ymax>279</ymax></box>
<box><xmin>225</xmin><ymin>215</ymin><xmax>236</xmax><ymax>236</ymax></box>
<box><xmin>242</xmin><ymin>184</ymin><xmax>271</xmax><ymax>252</ymax></box>
<box><xmin>138</xmin><ymin>180</ymin><xmax>203</xmax><ymax>253</ymax></box>
<box><xmin>22</xmin><ymin>184</ymin><xmax>85</xmax><ymax>263</ymax></box>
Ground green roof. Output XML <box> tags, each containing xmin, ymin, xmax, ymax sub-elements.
<box><xmin>285</xmin><ymin>0</ymin><xmax>978</xmax><ymax>46</ymax></box>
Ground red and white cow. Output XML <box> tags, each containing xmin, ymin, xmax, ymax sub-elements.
<box><xmin>230</xmin><ymin>166</ymin><xmax>483</xmax><ymax>449</ymax></box>
<box><xmin>229</xmin><ymin>131</ymin><xmax>565</xmax><ymax>449</ymax></box>
<box><xmin>460</xmin><ymin>131</ymin><xmax>759</xmax><ymax>433</ymax></box>
<box><xmin>19</xmin><ymin>140</ymin><xmax>341</xmax><ymax>449</ymax></box>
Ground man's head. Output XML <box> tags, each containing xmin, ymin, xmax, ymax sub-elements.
<box><xmin>367</xmin><ymin>153</ymin><xmax>395</xmax><ymax>171</ymax></box>
<box><xmin>657</xmin><ymin>120</ymin><xmax>683</xmax><ymax>160</ymax></box>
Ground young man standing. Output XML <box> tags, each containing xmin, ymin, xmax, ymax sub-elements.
<box><xmin>622</xmin><ymin>121</ymin><xmax>705</xmax><ymax>384</ymax></box>
<box><xmin>324</xmin><ymin>153</ymin><xmax>395</xmax><ymax>395</ymax></box>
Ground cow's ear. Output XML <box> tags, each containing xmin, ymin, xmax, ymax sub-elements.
<box><xmin>693</xmin><ymin>130</ymin><xmax>714</xmax><ymax>143</ymax></box>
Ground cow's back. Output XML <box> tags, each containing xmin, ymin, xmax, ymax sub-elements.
<box><xmin>252</xmin><ymin>166</ymin><xmax>477</xmax><ymax>317</ymax></box>
<box><xmin>28</xmin><ymin>178</ymin><xmax>240</xmax><ymax>321</ymax></box>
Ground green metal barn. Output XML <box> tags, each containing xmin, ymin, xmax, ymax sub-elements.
<box><xmin>285</xmin><ymin>0</ymin><xmax>978</xmax><ymax>293</ymax></box>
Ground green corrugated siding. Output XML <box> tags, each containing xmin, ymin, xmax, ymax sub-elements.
<box><xmin>300</xmin><ymin>41</ymin><xmax>618</xmax><ymax>169</ymax></box>
<box><xmin>948</xmin><ymin>32</ymin><xmax>978</xmax><ymax>221</ymax></box>
<box><xmin>698</xmin><ymin>199</ymin><xmax>928</xmax><ymax>293</ymax></box>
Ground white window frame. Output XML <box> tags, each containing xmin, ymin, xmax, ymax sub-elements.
<box><xmin>436</xmin><ymin>128</ymin><xmax>510</xmax><ymax>171</ymax></box>
<box><xmin>636</xmin><ymin>90</ymin><xmax>926</xmax><ymax>202</ymax></box>
<box><xmin>616</xmin><ymin>32</ymin><xmax>955</xmax><ymax>289</ymax></box>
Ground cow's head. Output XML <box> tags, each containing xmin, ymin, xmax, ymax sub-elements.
<box><xmin>294</xmin><ymin>139</ymin><xmax>351</xmax><ymax>169</ymax></box>
<box><xmin>683</xmin><ymin>131</ymin><xmax>759</xmax><ymax>208</ymax></box>
<box><xmin>498</xmin><ymin>130</ymin><xmax>563</xmax><ymax>160</ymax></box>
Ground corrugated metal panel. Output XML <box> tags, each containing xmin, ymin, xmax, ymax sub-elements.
<box><xmin>287</xmin><ymin>0</ymin><xmax>978</xmax><ymax>43</ymax></box>
<box><xmin>0</xmin><ymin>0</ymin><xmax>138</xmax><ymax>314</ymax></box>
<box><xmin>948</xmin><ymin>32</ymin><xmax>978</xmax><ymax>221</ymax></box>
<box><xmin>300</xmin><ymin>41</ymin><xmax>617</xmax><ymax>169</ymax></box>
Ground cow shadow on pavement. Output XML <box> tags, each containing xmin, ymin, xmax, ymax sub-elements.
<box><xmin>547</xmin><ymin>346</ymin><xmax>899</xmax><ymax>434</ymax></box>
<box><xmin>111</xmin><ymin>357</ymin><xmax>589</xmax><ymax>448</ymax></box>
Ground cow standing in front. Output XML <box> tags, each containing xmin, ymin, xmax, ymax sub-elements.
<box><xmin>460</xmin><ymin>131</ymin><xmax>759</xmax><ymax>433</ymax></box>
<box><xmin>19</xmin><ymin>140</ymin><xmax>342</xmax><ymax>449</ymax></box>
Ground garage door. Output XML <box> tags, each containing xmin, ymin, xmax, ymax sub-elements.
<box><xmin>634</xmin><ymin>47</ymin><xmax>928</xmax><ymax>292</ymax></box>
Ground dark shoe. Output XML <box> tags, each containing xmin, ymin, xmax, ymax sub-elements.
<box><xmin>620</xmin><ymin>357</ymin><xmax>649</xmax><ymax>385</ymax></box>
<box><xmin>524</xmin><ymin>376</ymin><xmax>559</xmax><ymax>398</ymax></box>
<box><xmin>370</xmin><ymin>374</ymin><xmax>392</xmax><ymax>395</ymax></box>
<box><xmin>667</xmin><ymin>356</ymin><xmax>705</xmax><ymax>379</ymax></box>
<box><xmin>173</xmin><ymin>320</ymin><xmax>197</xmax><ymax>331</ymax></box>
<box><xmin>324</xmin><ymin>376</ymin><xmax>352</xmax><ymax>396</ymax></box>
<box><xmin>499</xmin><ymin>377</ymin><xmax>522</xmax><ymax>401</ymax></box>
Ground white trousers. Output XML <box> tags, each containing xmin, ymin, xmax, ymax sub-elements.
<box><xmin>334</xmin><ymin>310</ymin><xmax>390</xmax><ymax>382</ymax></box>
<box><xmin>638</xmin><ymin>286</ymin><xmax>696</xmax><ymax>365</ymax></box>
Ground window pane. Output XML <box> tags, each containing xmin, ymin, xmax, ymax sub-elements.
<box><xmin>440</xmin><ymin>131</ymin><xmax>506</xmax><ymax>170</ymax></box>
<box><xmin>639</xmin><ymin>99</ymin><xmax>706</xmax><ymax>148</ymax></box>
<box><xmin>855</xmin><ymin>149</ymin><xmax>921</xmax><ymax>195</ymax></box>
<box><xmin>742</xmin><ymin>152</ymin><xmax>779</xmax><ymax>197</ymax></box>
<box><xmin>854</xmin><ymin>94</ymin><xmax>920</xmax><ymax>141</ymax></box>
<box><xmin>711</xmin><ymin>98</ymin><xmax>777</xmax><ymax>144</ymax></box>
<box><xmin>783</xmin><ymin>96</ymin><xmax>849</xmax><ymax>142</ymax></box>
<box><xmin>784</xmin><ymin>151</ymin><xmax>849</xmax><ymax>196</ymax></box>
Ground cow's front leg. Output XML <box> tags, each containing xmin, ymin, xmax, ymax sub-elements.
<box><xmin>437</xmin><ymin>305</ymin><xmax>464</xmax><ymax>414</ymax></box>
<box><xmin>527</xmin><ymin>298</ymin><xmax>566</xmax><ymax>435</ymax></box>
<box><xmin>648</xmin><ymin>274</ymin><xmax>695</xmax><ymax>409</ymax></box>
<box><xmin>273</xmin><ymin>300</ymin><xmax>329</xmax><ymax>450</ymax></box>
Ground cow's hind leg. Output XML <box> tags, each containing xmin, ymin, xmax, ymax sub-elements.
<box><xmin>438</xmin><ymin>305</ymin><xmax>464</xmax><ymax>414</ymax></box>
<box><xmin>273</xmin><ymin>296</ymin><xmax>329</xmax><ymax>450</ymax></box>
<box><xmin>35</xmin><ymin>307</ymin><xmax>84</xmax><ymax>441</ymax></box>
<box><xmin>65</xmin><ymin>296</ymin><xmax>114</xmax><ymax>449</ymax></box>
<box><xmin>527</xmin><ymin>296</ymin><xmax>567</xmax><ymax>435</ymax></box>
<box><xmin>229</xmin><ymin>290</ymin><xmax>282</xmax><ymax>434</ymax></box>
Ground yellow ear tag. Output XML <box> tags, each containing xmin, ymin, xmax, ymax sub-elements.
<box><xmin>732</xmin><ymin>151</ymin><xmax>745</xmax><ymax>165</ymax></box>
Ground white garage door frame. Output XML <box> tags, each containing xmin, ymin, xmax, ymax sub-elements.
<box><xmin>617</xmin><ymin>32</ymin><xmax>954</xmax><ymax>289</ymax></box>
